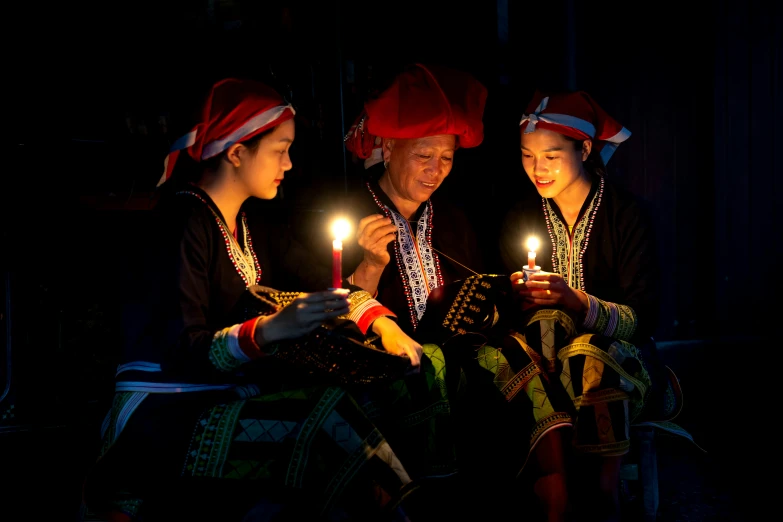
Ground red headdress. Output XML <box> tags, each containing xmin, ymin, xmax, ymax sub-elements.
<box><xmin>519</xmin><ymin>90</ymin><xmax>630</xmax><ymax>163</ymax></box>
<box><xmin>158</xmin><ymin>78</ymin><xmax>295</xmax><ymax>186</ymax></box>
<box><xmin>345</xmin><ymin>63</ymin><xmax>488</xmax><ymax>168</ymax></box>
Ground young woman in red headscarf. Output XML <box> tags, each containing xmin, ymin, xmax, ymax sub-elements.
<box><xmin>81</xmin><ymin>78</ymin><xmax>432</xmax><ymax>522</ymax></box>
<box><xmin>490</xmin><ymin>91</ymin><xmax>691</xmax><ymax>521</ymax></box>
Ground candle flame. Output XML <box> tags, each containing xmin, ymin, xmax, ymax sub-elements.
<box><xmin>331</xmin><ymin>218</ymin><xmax>351</xmax><ymax>241</ymax></box>
<box><xmin>526</xmin><ymin>236</ymin><xmax>539</xmax><ymax>252</ymax></box>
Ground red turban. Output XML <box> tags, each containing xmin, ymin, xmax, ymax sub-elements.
<box><xmin>158</xmin><ymin>78</ymin><xmax>295</xmax><ymax>186</ymax></box>
<box><xmin>519</xmin><ymin>90</ymin><xmax>631</xmax><ymax>164</ymax></box>
<box><xmin>344</xmin><ymin>63</ymin><xmax>488</xmax><ymax>168</ymax></box>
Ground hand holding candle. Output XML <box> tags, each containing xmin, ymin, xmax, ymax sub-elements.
<box><xmin>331</xmin><ymin>218</ymin><xmax>351</xmax><ymax>289</ymax></box>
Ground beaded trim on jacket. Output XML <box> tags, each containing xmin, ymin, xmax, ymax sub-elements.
<box><xmin>365</xmin><ymin>182</ymin><xmax>444</xmax><ymax>330</ymax></box>
<box><xmin>177</xmin><ymin>190</ymin><xmax>262</xmax><ymax>287</ymax></box>
<box><xmin>542</xmin><ymin>176</ymin><xmax>604</xmax><ymax>291</ymax></box>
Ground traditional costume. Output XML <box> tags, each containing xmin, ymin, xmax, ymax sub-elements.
<box><xmin>342</xmin><ymin>63</ymin><xmax>488</xmax><ymax>335</ymax></box>
<box><xmin>83</xmin><ymin>78</ymin><xmax>431</xmax><ymax>521</ymax></box>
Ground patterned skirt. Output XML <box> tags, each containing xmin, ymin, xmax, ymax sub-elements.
<box><xmin>84</xmin><ymin>344</ymin><xmax>455</xmax><ymax>520</ymax></box>
<box><xmin>475</xmin><ymin>308</ymin><xmax>658</xmax><ymax>472</ymax></box>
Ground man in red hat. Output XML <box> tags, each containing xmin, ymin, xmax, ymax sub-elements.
<box><xmin>343</xmin><ymin>63</ymin><xmax>489</xmax><ymax>336</ymax></box>
<box><xmin>336</xmin><ymin>63</ymin><xmax>494</xmax><ymax>487</ymax></box>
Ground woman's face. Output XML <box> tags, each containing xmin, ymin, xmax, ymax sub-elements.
<box><xmin>520</xmin><ymin>127</ymin><xmax>590</xmax><ymax>202</ymax></box>
<box><xmin>383</xmin><ymin>134</ymin><xmax>456</xmax><ymax>206</ymax></box>
<box><xmin>238</xmin><ymin>119</ymin><xmax>295</xmax><ymax>200</ymax></box>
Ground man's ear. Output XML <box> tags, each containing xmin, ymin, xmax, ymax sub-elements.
<box><xmin>382</xmin><ymin>138</ymin><xmax>395</xmax><ymax>165</ymax></box>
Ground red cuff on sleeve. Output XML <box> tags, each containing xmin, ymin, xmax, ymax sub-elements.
<box><xmin>355</xmin><ymin>305</ymin><xmax>396</xmax><ymax>335</ymax></box>
<box><xmin>238</xmin><ymin>317</ymin><xmax>264</xmax><ymax>359</ymax></box>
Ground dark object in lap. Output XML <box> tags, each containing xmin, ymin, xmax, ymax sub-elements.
<box><xmin>416</xmin><ymin>274</ymin><xmax>514</xmax><ymax>345</ymax></box>
<box><xmin>236</xmin><ymin>286</ymin><xmax>414</xmax><ymax>387</ymax></box>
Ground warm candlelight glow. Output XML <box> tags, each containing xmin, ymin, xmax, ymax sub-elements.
<box><xmin>331</xmin><ymin>218</ymin><xmax>351</xmax><ymax>243</ymax></box>
<box><xmin>526</xmin><ymin>237</ymin><xmax>539</xmax><ymax>252</ymax></box>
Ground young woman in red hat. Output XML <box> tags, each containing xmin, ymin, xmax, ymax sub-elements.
<box><xmin>491</xmin><ymin>90</ymin><xmax>690</xmax><ymax>521</ymax></box>
<box><xmin>82</xmin><ymin>77</ymin><xmax>431</xmax><ymax>522</ymax></box>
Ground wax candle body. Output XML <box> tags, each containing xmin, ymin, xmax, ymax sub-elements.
<box><xmin>332</xmin><ymin>239</ymin><xmax>343</xmax><ymax>289</ymax></box>
<box><xmin>525</xmin><ymin>237</ymin><xmax>539</xmax><ymax>270</ymax></box>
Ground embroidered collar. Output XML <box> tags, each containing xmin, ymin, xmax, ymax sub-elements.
<box><xmin>365</xmin><ymin>181</ymin><xmax>443</xmax><ymax>330</ymax></box>
<box><xmin>176</xmin><ymin>188</ymin><xmax>262</xmax><ymax>287</ymax></box>
<box><xmin>542</xmin><ymin>175</ymin><xmax>604</xmax><ymax>291</ymax></box>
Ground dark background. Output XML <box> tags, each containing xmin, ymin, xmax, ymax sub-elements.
<box><xmin>1</xmin><ymin>0</ymin><xmax>779</xmax><ymax>519</ymax></box>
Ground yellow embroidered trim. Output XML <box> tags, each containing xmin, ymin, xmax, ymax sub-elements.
<box><xmin>574</xmin><ymin>388</ymin><xmax>631</xmax><ymax>408</ymax></box>
<box><xmin>529</xmin><ymin>412</ymin><xmax>573</xmax><ymax>446</ymax></box>
<box><xmin>525</xmin><ymin>308</ymin><xmax>578</xmax><ymax>339</ymax></box>
<box><xmin>557</xmin><ymin>341</ymin><xmax>647</xmax><ymax>399</ymax></box>
<box><xmin>589</xmin><ymin>295</ymin><xmax>638</xmax><ymax>341</ymax></box>
<box><xmin>209</xmin><ymin>327</ymin><xmax>242</xmax><ymax>372</ymax></box>
<box><xmin>441</xmin><ymin>275</ymin><xmax>488</xmax><ymax>334</ymax></box>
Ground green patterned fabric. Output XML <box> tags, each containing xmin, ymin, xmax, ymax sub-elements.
<box><xmin>361</xmin><ymin>343</ymin><xmax>458</xmax><ymax>479</ymax></box>
<box><xmin>476</xmin><ymin>308</ymin><xmax>655</xmax><ymax>470</ymax></box>
<box><xmin>88</xmin><ymin>346</ymin><xmax>457</xmax><ymax>520</ymax></box>
<box><xmin>181</xmin><ymin>386</ymin><xmax>397</xmax><ymax>515</ymax></box>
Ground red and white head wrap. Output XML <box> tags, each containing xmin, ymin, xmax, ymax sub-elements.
<box><xmin>519</xmin><ymin>90</ymin><xmax>631</xmax><ymax>164</ymax></box>
<box><xmin>344</xmin><ymin>63</ymin><xmax>488</xmax><ymax>169</ymax></box>
<box><xmin>158</xmin><ymin>78</ymin><xmax>295</xmax><ymax>187</ymax></box>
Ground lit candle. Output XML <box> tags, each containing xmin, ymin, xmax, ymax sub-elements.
<box><xmin>526</xmin><ymin>236</ymin><xmax>540</xmax><ymax>269</ymax></box>
<box><xmin>331</xmin><ymin>218</ymin><xmax>351</xmax><ymax>289</ymax></box>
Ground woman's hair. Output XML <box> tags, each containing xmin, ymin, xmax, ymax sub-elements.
<box><xmin>562</xmin><ymin>134</ymin><xmax>607</xmax><ymax>179</ymax></box>
<box><xmin>165</xmin><ymin>126</ymin><xmax>276</xmax><ymax>187</ymax></box>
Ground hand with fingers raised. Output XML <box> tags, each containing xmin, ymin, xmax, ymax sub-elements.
<box><xmin>356</xmin><ymin>214</ymin><xmax>396</xmax><ymax>270</ymax></box>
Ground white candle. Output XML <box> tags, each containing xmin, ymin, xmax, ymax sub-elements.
<box><xmin>526</xmin><ymin>236</ymin><xmax>540</xmax><ymax>269</ymax></box>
